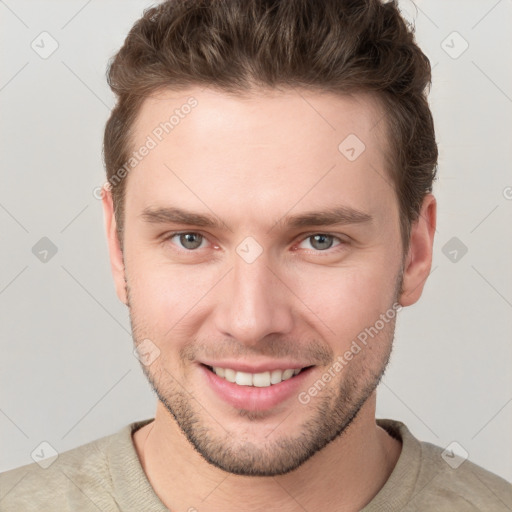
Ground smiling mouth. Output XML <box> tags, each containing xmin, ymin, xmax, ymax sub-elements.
<box><xmin>202</xmin><ymin>364</ymin><xmax>313</xmax><ymax>388</ymax></box>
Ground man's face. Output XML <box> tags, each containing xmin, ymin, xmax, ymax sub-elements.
<box><xmin>112</xmin><ymin>88</ymin><xmax>406</xmax><ymax>476</ymax></box>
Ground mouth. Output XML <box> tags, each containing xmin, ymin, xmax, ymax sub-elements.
<box><xmin>202</xmin><ymin>364</ymin><xmax>313</xmax><ymax>388</ymax></box>
<box><xmin>201</xmin><ymin>362</ymin><xmax>315</xmax><ymax>411</ymax></box>
<box><xmin>199</xmin><ymin>360</ymin><xmax>317</xmax><ymax>411</ymax></box>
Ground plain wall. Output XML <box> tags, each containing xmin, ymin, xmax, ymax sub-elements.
<box><xmin>1</xmin><ymin>0</ymin><xmax>511</xmax><ymax>482</ymax></box>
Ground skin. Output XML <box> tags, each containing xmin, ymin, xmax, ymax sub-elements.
<box><xmin>103</xmin><ymin>87</ymin><xmax>436</xmax><ymax>511</ymax></box>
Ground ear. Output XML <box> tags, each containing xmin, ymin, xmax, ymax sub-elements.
<box><xmin>399</xmin><ymin>194</ymin><xmax>437</xmax><ymax>307</ymax></box>
<box><xmin>102</xmin><ymin>186</ymin><xmax>128</xmax><ymax>305</ymax></box>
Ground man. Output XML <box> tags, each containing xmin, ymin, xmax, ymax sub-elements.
<box><xmin>1</xmin><ymin>0</ymin><xmax>511</xmax><ymax>510</ymax></box>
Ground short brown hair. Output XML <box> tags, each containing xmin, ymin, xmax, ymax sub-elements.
<box><xmin>103</xmin><ymin>0</ymin><xmax>437</xmax><ymax>251</ymax></box>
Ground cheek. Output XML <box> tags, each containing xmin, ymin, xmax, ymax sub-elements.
<box><xmin>291</xmin><ymin>260</ymin><xmax>399</xmax><ymax>345</ymax></box>
<box><xmin>125</xmin><ymin>253</ymin><xmax>218</xmax><ymax>333</ymax></box>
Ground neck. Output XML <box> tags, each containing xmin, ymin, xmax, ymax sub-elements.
<box><xmin>133</xmin><ymin>392</ymin><xmax>401</xmax><ymax>512</ymax></box>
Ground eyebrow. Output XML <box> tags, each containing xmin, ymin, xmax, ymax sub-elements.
<box><xmin>141</xmin><ymin>207</ymin><xmax>223</xmax><ymax>228</ymax></box>
<box><xmin>140</xmin><ymin>206</ymin><xmax>372</xmax><ymax>231</ymax></box>
<box><xmin>274</xmin><ymin>206</ymin><xmax>372</xmax><ymax>230</ymax></box>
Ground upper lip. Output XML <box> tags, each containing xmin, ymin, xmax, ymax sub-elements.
<box><xmin>200</xmin><ymin>360</ymin><xmax>313</xmax><ymax>373</ymax></box>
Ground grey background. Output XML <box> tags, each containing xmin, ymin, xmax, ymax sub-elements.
<box><xmin>1</xmin><ymin>0</ymin><xmax>511</xmax><ymax>483</ymax></box>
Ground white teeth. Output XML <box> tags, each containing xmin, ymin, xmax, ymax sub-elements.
<box><xmin>282</xmin><ymin>369</ymin><xmax>294</xmax><ymax>380</ymax></box>
<box><xmin>214</xmin><ymin>366</ymin><xmax>225</xmax><ymax>378</ymax></box>
<box><xmin>235</xmin><ymin>371</ymin><xmax>253</xmax><ymax>386</ymax></box>
<box><xmin>253</xmin><ymin>372</ymin><xmax>271</xmax><ymax>387</ymax></box>
<box><xmin>210</xmin><ymin>366</ymin><xmax>303</xmax><ymax>387</ymax></box>
<box><xmin>270</xmin><ymin>369</ymin><xmax>283</xmax><ymax>384</ymax></box>
<box><xmin>224</xmin><ymin>368</ymin><xmax>236</xmax><ymax>383</ymax></box>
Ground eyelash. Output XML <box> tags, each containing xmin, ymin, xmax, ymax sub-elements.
<box><xmin>162</xmin><ymin>231</ymin><xmax>348</xmax><ymax>254</ymax></box>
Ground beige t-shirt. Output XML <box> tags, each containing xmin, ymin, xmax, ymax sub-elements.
<box><xmin>1</xmin><ymin>418</ymin><xmax>510</xmax><ymax>511</ymax></box>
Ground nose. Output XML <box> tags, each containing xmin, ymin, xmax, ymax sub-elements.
<box><xmin>213</xmin><ymin>251</ymin><xmax>294</xmax><ymax>346</ymax></box>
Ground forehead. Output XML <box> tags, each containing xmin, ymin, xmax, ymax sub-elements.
<box><xmin>125</xmin><ymin>87</ymin><xmax>395</xmax><ymax>225</ymax></box>
<box><xmin>132</xmin><ymin>86</ymin><xmax>388</xmax><ymax>154</ymax></box>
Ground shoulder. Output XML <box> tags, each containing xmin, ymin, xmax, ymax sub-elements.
<box><xmin>377</xmin><ymin>418</ymin><xmax>512</xmax><ymax>511</ymax></box>
<box><xmin>414</xmin><ymin>439</ymin><xmax>512</xmax><ymax>510</ymax></box>
<box><xmin>0</xmin><ymin>424</ymin><xmax>136</xmax><ymax>512</ymax></box>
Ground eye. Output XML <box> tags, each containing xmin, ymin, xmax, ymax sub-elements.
<box><xmin>167</xmin><ymin>232</ymin><xmax>208</xmax><ymax>250</ymax></box>
<box><xmin>297</xmin><ymin>234</ymin><xmax>342</xmax><ymax>251</ymax></box>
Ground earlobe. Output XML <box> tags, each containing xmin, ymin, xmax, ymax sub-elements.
<box><xmin>399</xmin><ymin>194</ymin><xmax>437</xmax><ymax>307</ymax></box>
<box><xmin>101</xmin><ymin>186</ymin><xmax>128</xmax><ymax>305</ymax></box>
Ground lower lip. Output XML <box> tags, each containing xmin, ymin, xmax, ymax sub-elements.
<box><xmin>200</xmin><ymin>364</ymin><xmax>314</xmax><ymax>411</ymax></box>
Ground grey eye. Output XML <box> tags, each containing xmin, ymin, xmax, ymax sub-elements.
<box><xmin>308</xmin><ymin>234</ymin><xmax>335</xmax><ymax>250</ymax></box>
<box><xmin>178</xmin><ymin>233</ymin><xmax>204</xmax><ymax>250</ymax></box>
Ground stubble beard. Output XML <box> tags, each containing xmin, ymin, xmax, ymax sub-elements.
<box><xmin>126</xmin><ymin>275</ymin><xmax>402</xmax><ymax>477</ymax></box>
